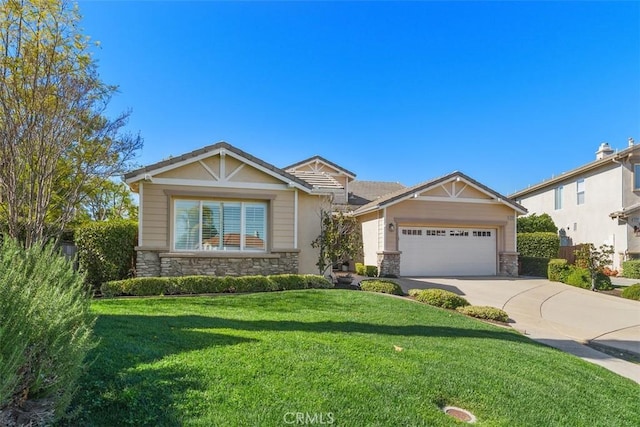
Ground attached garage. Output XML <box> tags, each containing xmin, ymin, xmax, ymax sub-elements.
<box><xmin>398</xmin><ymin>227</ymin><xmax>497</xmax><ymax>276</ymax></box>
<box><xmin>354</xmin><ymin>172</ymin><xmax>527</xmax><ymax>277</ymax></box>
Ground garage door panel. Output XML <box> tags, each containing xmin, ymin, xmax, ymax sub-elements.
<box><xmin>399</xmin><ymin>227</ymin><xmax>496</xmax><ymax>276</ymax></box>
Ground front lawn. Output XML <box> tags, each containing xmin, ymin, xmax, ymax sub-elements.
<box><xmin>67</xmin><ymin>290</ymin><xmax>639</xmax><ymax>426</ymax></box>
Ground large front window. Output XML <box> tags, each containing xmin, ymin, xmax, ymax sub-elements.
<box><xmin>174</xmin><ymin>200</ymin><xmax>266</xmax><ymax>251</ymax></box>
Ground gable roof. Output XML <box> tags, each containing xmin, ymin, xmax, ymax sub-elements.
<box><xmin>124</xmin><ymin>141</ymin><xmax>314</xmax><ymax>192</ymax></box>
<box><xmin>353</xmin><ymin>171</ymin><xmax>527</xmax><ymax>215</ymax></box>
<box><xmin>510</xmin><ymin>143</ymin><xmax>640</xmax><ymax>199</ymax></box>
<box><xmin>283</xmin><ymin>155</ymin><xmax>357</xmax><ymax>179</ymax></box>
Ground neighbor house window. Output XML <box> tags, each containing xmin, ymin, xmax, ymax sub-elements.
<box><xmin>554</xmin><ymin>186</ymin><xmax>563</xmax><ymax>210</ymax></box>
<box><xmin>576</xmin><ymin>179</ymin><xmax>585</xmax><ymax>205</ymax></box>
<box><xmin>635</xmin><ymin>164</ymin><xmax>640</xmax><ymax>190</ymax></box>
<box><xmin>174</xmin><ymin>199</ymin><xmax>266</xmax><ymax>251</ymax></box>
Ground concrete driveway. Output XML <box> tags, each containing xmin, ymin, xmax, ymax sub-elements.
<box><xmin>396</xmin><ymin>276</ymin><xmax>640</xmax><ymax>383</ymax></box>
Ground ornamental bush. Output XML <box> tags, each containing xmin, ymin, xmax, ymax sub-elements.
<box><xmin>407</xmin><ymin>289</ymin><xmax>423</xmax><ymax>297</ymax></box>
<box><xmin>75</xmin><ymin>219</ymin><xmax>137</xmax><ymax>289</ymax></box>
<box><xmin>456</xmin><ymin>305</ymin><xmax>509</xmax><ymax>322</ymax></box>
<box><xmin>622</xmin><ymin>260</ymin><xmax>640</xmax><ymax>279</ymax></box>
<box><xmin>101</xmin><ymin>274</ymin><xmax>333</xmax><ymax>297</ymax></box>
<box><xmin>517</xmin><ymin>232</ymin><xmax>560</xmax><ymax>258</ymax></box>
<box><xmin>355</xmin><ymin>263</ymin><xmax>366</xmax><ymax>275</ymax></box>
<box><xmin>0</xmin><ymin>238</ymin><xmax>95</xmax><ymax>426</ymax></box>
<box><xmin>414</xmin><ymin>289</ymin><xmax>469</xmax><ymax>309</ymax></box>
<box><xmin>548</xmin><ymin>259</ymin><xmax>570</xmax><ymax>282</ymax></box>
<box><xmin>621</xmin><ymin>284</ymin><xmax>640</xmax><ymax>301</ymax></box>
<box><xmin>565</xmin><ymin>267</ymin><xmax>590</xmax><ymax>289</ymax></box>
<box><xmin>359</xmin><ymin>279</ymin><xmax>403</xmax><ymax>295</ymax></box>
<box><xmin>365</xmin><ymin>265</ymin><xmax>378</xmax><ymax>277</ymax></box>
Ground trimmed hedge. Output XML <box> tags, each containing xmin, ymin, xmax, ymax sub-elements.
<box><xmin>520</xmin><ymin>257</ymin><xmax>550</xmax><ymax>277</ymax></box>
<box><xmin>621</xmin><ymin>284</ymin><xmax>640</xmax><ymax>301</ymax></box>
<box><xmin>75</xmin><ymin>219</ymin><xmax>137</xmax><ymax>289</ymax></box>
<box><xmin>456</xmin><ymin>305</ymin><xmax>509</xmax><ymax>322</ymax></box>
<box><xmin>407</xmin><ymin>289</ymin><xmax>422</xmax><ymax>297</ymax></box>
<box><xmin>517</xmin><ymin>232</ymin><xmax>559</xmax><ymax>258</ymax></box>
<box><xmin>414</xmin><ymin>289</ymin><xmax>469</xmax><ymax>309</ymax></box>
<box><xmin>622</xmin><ymin>260</ymin><xmax>640</xmax><ymax>279</ymax></box>
<box><xmin>101</xmin><ymin>274</ymin><xmax>333</xmax><ymax>297</ymax></box>
<box><xmin>355</xmin><ymin>263</ymin><xmax>365</xmax><ymax>275</ymax></box>
<box><xmin>548</xmin><ymin>259</ymin><xmax>570</xmax><ymax>282</ymax></box>
<box><xmin>359</xmin><ymin>279</ymin><xmax>403</xmax><ymax>296</ymax></box>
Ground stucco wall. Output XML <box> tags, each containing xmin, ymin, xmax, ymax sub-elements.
<box><xmin>516</xmin><ymin>164</ymin><xmax>626</xmax><ymax>267</ymax></box>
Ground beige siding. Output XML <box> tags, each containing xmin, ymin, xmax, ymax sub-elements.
<box><xmin>141</xmin><ymin>183</ymin><xmax>169</xmax><ymax>247</ymax></box>
<box><xmin>272</xmin><ymin>191</ymin><xmax>294</xmax><ymax>249</ymax></box>
<box><xmin>296</xmin><ymin>193</ymin><xmax>326</xmax><ymax>274</ymax></box>
<box><xmin>232</xmin><ymin>165</ymin><xmax>283</xmax><ymax>184</ymax></box>
<box><xmin>155</xmin><ymin>162</ymin><xmax>212</xmax><ymax>180</ymax></box>
<box><xmin>201</xmin><ymin>156</ymin><xmax>221</xmax><ymax>175</ymax></box>
<box><xmin>360</xmin><ymin>212</ymin><xmax>380</xmax><ymax>265</ymax></box>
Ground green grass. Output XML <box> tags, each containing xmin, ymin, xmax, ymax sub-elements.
<box><xmin>65</xmin><ymin>290</ymin><xmax>640</xmax><ymax>426</ymax></box>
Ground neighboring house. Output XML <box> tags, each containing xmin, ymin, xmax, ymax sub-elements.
<box><xmin>127</xmin><ymin>142</ymin><xmax>525</xmax><ymax>278</ymax></box>
<box><xmin>353</xmin><ymin>172</ymin><xmax>526</xmax><ymax>277</ymax></box>
<box><xmin>510</xmin><ymin>141</ymin><xmax>640</xmax><ymax>269</ymax></box>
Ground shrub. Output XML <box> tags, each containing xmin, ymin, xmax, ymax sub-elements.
<box><xmin>595</xmin><ymin>273</ymin><xmax>613</xmax><ymax>291</ymax></box>
<box><xmin>300</xmin><ymin>274</ymin><xmax>333</xmax><ymax>289</ymax></box>
<box><xmin>268</xmin><ymin>274</ymin><xmax>307</xmax><ymax>291</ymax></box>
<box><xmin>365</xmin><ymin>265</ymin><xmax>378</xmax><ymax>277</ymax></box>
<box><xmin>622</xmin><ymin>260</ymin><xmax>640</xmax><ymax>279</ymax></box>
<box><xmin>520</xmin><ymin>257</ymin><xmax>550</xmax><ymax>277</ymax></box>
<box><xmin>621</xmin><ymin>284</ymin><xmax>640</xmax><ymax>301</ymax></box>
<box><xmin>565</xmin><ymin>267</ymin><xmax>590</xmax><ymax>289</ymax></box>
<box><xmin>548</xmin><ymin>259</ymin><xmax>570</xmax><ymax>282</ymax></box>
<box><xmin>414</xmin><ymin>289</ymin><xmax>469</xmax><ymax>309</ymax></box>
<box><xmin>0</xmin><ymin>238</ymin><xmax>95</xmax><ymax>426</ymax></box>
<box><xmin>355</xmin><ymin>263</ymin><xmax>366</xmax><ymax>275</ymax></box>
<box><xmin>359</xmin><ymin>279</ymin><xmax>404</xmax><ymax>295</ymax></box>
<box><xmin>101</xmin><ymin>274</ymin><xmax>333</xmax><ymax>297</ymax></box>
<box><xmin>177</xmin><ymin>275</ymin><xmax>229</xmax><ymax>294</ymax></box>
<box><xmin>456</xmin><ymin>305</ymin><xmax>509</xmax><ymax>322</ymax></box>
<box><xmin>407</xmin><ymin>289</ymin><xmax>423</xmax><ymax>297</ymax></box>
<box><xmin>75</xmin><ymin>219</ymin><xmax>137</xmax><ymax>289</ymax></box>
<box><xmin>517</xmin><ymin>232</ymin><xmax>560</xmax><ymax>258</ymax></box>
<box><xmin>517</xmin><ymin>213</ymin><xmax>558</xmax><ymax>233</ymax></box>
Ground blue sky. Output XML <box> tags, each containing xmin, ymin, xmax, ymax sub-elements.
<box><xmin>78</xmin><ymin>1</ymin><xmax>640</xmax><ymax>195</ymax></box>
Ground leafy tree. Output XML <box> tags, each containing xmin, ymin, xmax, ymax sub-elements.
<box><xmin>311</xmin><ymin>210</ymin><xmax>363</xmax><ymax>276</ymax></box>
<box><xmin>575</xmin><ymin>243</ymin><xmax>614</xmax><ymax>291</ymax></box>
<box><xmin>517</xmin><ymin>213</ymin><xmax>558</xmax><ymax>233</ymax></box>
<box><xmin>0</xmin><ymin>0</ymin><xmax>142</xmax><ymax>247</ymax></box>
<box><xmin>82</xmin><ymin>178</ymin><xmax>138</xmax><ymax>221</ymax></box>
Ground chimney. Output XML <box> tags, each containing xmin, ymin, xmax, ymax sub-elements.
<box><xmin>629</xmin><ymin>137</ymin><xmax>635</xmax><ymax>147</ymax></box>
<box><xmin>596</xmin><ymin>142</ymin><xmax>614</xmax><ymax>160</ymax></box>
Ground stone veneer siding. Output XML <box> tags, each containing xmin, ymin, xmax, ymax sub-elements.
<box><xmin>377</xmin><ymin>251</ymin><xmax>401</xmax><ymax>277</ymax></box>
<box><xmin>135</xmin><ymin>250</ymin><xmax>299</xmax><ymax>277</ymax></box>
<box><xmin>499</xmin><ymin>252</ymin><xmax>519</xmax><ymax>277</ymax></box>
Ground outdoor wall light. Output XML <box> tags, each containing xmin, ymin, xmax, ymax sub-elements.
<box><xmin>388</xmin><ymin>223</ymin><xmax>395</xmax><ymax>232</ymax></box>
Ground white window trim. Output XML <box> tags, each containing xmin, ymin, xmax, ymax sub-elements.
<box><xmin>576</xmin><ymin>179</ymin><xmax>585</xmax><ymax>205</ymax></box>
<box><xmin>634</xmin><ymin>164</ymin><xmax>640</xmax><ymax>191</ymax></box>
<box><xmin>554</xmin><ymin>186</ymin><xmax>563</xmax><ymax>210</ymax></box>
<box><xmin>173</xmin><ymin>199</ymin><xmax>267</xmax><ymax>252</ymax></box>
